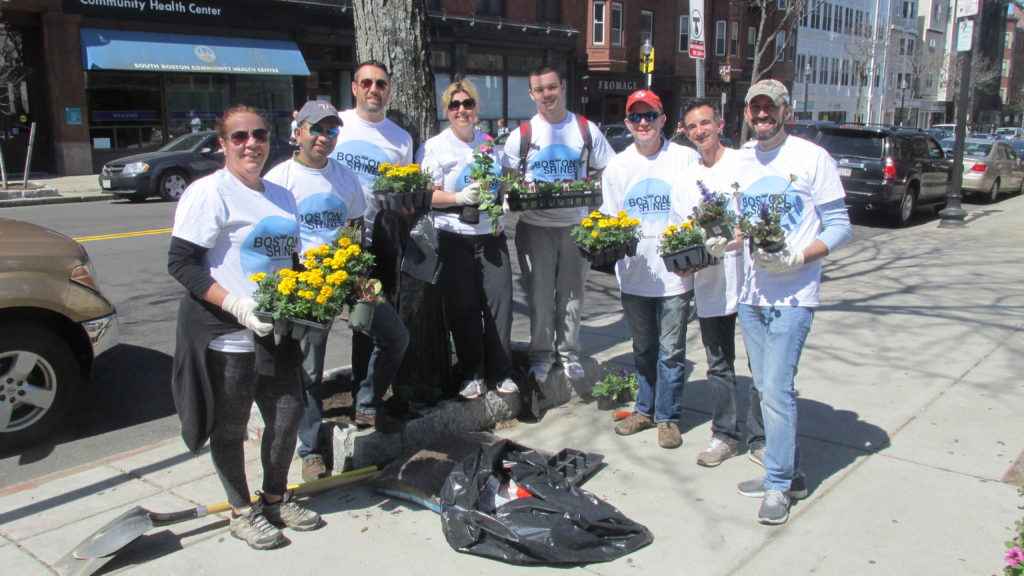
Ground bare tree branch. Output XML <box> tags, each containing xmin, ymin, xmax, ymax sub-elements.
<box><xmin>0</xmin><ymin>10</ymin><xmax>29</xmax><ymax>115</ymax></box>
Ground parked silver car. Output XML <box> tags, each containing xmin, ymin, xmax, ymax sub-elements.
<box><xmin>955</xmin><ymin>138</ymin><xmax>1024</xmax><ymax>202</ymax></box>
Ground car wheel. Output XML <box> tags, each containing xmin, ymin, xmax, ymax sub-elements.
<box><xmin>158</xmin><ymin>170</ymin><xmax>189</xmax><ymax>202</ymax></box>
<box><xmin>986</xmin><ymin>179</ymin><xmax>1000</xmax><ymax>203</ymax></box>
<box><xmin>890</xmin><ymin>187</ymin><xmax>917</xmax><ymax>227</ymax></box>
<box><xmin>0</xmin><ymin>326</ymin><xmax>78</xmax><ymax>450</ymax></box>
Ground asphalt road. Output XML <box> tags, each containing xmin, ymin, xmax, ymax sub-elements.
<box><xmin>0</xmin><ymin>195</ymin><xmax>969</xmax><ymax>489</ymax></box>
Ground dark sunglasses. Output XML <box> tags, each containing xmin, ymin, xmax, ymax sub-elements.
<box><xmin>358</xmin><ymin>78</ymin><xmax>389</xmax><ymax>90</ymax></box>
<box><xmin>306</xmin><ymin>124</ymin><xmax>340</xmax><ymax>138</ymax></box>
<box><xmin>228</xmin><ymin>128</ymin><xmax>269</xmax><ymax>144</ymax></box>
<box><xmin>447</xmin><ymin>98</ymin><xmax>477</xmax><ymax>111</ymax></box>
<box><xmin>626</xmin><ymin>111</ymin><xmax>662</xmax><ymax>123</ymax></box>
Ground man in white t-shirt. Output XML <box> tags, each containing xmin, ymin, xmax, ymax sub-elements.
<box><xmin>330</xmin><ymin>61</ymin><xmax>415</xmax><ymax>409</ymax></box>
<box><xmin>331</xmin><ymin>61</ymin><xmax>414</xmax><ymax>244</ymax></box>
<box><xmin>675</xmin><ymin>99</ymin><xmax>763</xmax><ymax>468</ymax></box>
<box><xmin>501</xmin><ymin>66</ymin><xmax>615</xmax><ymax>388</ymax></box>
<box><xmin>266</xmin><ymin>100</ymin><xmax>408</xmax><ymax>482</ymax></box>
<box><xmin>600</xmin><ymin>89</ymin><xmax>699</xmax><ymax>449</ymax></box>
<box><xmin>733</xmin><ymin>79</ymin><xmax>852</xmax><ymax>525</ymax></box>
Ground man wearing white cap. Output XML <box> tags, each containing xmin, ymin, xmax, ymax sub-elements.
<box><xmin>731</xmin><ymin>79</ymin><xmax>851</xmax><ymax>525</ymax></box>
<box><xmin>600</xmin><ymin>89</ymin><xmax>699</xmax><ymax>449</ymax></box>
<box><xmin>266</xmin><ymin>100</ymin><xmax>408</xmax><ymax>482</ymax></box>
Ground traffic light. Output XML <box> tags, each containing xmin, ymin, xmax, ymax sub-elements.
<box><xmin>640</xmin><ymin>47</ymin><xmax>655</xmax><ymax>74</ymax></box>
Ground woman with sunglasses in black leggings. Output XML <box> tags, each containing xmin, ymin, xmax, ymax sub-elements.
<box><xmin>168</xmin><ymin>105</ymin><xmax>322</xmax><ymax>550</ymax></box>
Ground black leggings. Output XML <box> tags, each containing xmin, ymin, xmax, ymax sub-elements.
<box><xmin>207</xmin><ymin>350</ymin><xmax>304</xmax><ymax>508</ymax></box>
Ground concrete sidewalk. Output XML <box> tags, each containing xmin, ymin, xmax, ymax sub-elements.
<box><xmin>0</xmin><ymin>174</ymin><xmax>111</xmax><ymax>208</ymax></box>
<box><xmin>1</xmin><ymin>191</ymin><xmax>1022</xmax><ymax>575</ymax></box>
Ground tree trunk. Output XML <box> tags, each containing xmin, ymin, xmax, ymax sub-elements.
<box><xmin>351</xmin><ymin>0</ymin><xmax>438</xmax><ymax>150</ymax></box>
<box><xmin>351</xmin><ymin>1</ymin><xmax>454</xmax><ymax>401</ymax></box>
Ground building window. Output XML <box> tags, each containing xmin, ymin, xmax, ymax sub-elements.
<box><xmin>611</xmin><ymin>3</ymin><xmax>623</xmax><ymax>46</ymax></box>
<box><xmin>831</xmin><ymin>57</ymin><xmax>839</xmax><ymax>85</ymax></box>
<box><xmin>775</xmin><ymin>30</ymin><xmax>785</xmax><ymax>62</ymax></box>
<box><xmin>476</xmin><ymin>0</ymin><xmax>504</xmax><ymax>17</ymax></box>
<box><xmin>778</xmin><ymin>0</ymin><xmax>787</xmax><ymax>9</ymax></box>
<box><xmin>730</xmin><ymin>21</ymin><xmax>739</xmax><ymax>56</ymax></box>
<box><xmin>537</xmin><ymin>0</ymin><xmax>561</xmax><ymax>24</ymax></box>
<box><xmin>678</xmin><ymin>15</ymin><xmax>690</xmax><ymax>53</ymax></box>
<box><xmin>593</xmin><ymin>1</ymin><xmax>605</xmax><ymax>45</ymax></box>
<box><xmin>841</xmin><ymin>59</ymin><xmax>849</xmax><ymax>86</ymax></box>
<box><xmin>747</xmin><ymin>26</ymin><xmax>756</xmax><ymax>60</ymax></box>
<box><xmin>819</xmin><ymin>57</ymin><xmax>828</xmax><ymax>84</ymax></box>
<box><xmin>716</xmin><ymin>20</ymin><xmax>726</xmax><ymax>56</ymax></box>
<box><xmin>640</xmin><ymin>10</ymin><xmax>654</xmax><ymax>45</ymax></box>
<box><xmin>824</xmin><ymin>4</ymin><xmax>832</xmax><ymax>32</ymax></box>
<box><xmin>845</xmin><ymin>7</ymin><xmax>853</xmax><ymax>34</ymax></box>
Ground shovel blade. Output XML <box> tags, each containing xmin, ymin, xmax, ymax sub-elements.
<box><xmin>72</xmin><ymin>506</ymin><xmax>153</xmax><ymax>559</ymax></box>
<box><xmin>54</xmin><ymin>549</ymin><xmax>117</xmax><ymax>576</ymax></box>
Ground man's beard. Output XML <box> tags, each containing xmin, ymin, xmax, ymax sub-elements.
<box><xmin>749</xmin><ymin>119</ymin><xmax>782</xmax><ymax>141</ymax></box>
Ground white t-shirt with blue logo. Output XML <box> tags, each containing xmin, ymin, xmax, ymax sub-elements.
<box><xmin>264</xmin><ymin>157</ymin><xmax>366</xmax><ymax>251</ymax></box>
<box><xmin>674</xmin><ymin>147</ymin><xmax>746</xmax><ymax>318</ymax></box>
<box><xmin>501</xmin><ymin>112</ymin><xmax>615</xmax><ymax>227</ymax></box>
<box><xmin>418</xmin><ymin>128</ymin><xmax>502</xmax><ymax>235</ymax></box>
<box><xmin>172</xmin><ymin>168</ymin><xmax>300</xmax><ymax>351</ymax></box>
<box><xmin>331</xmin><ymin>109</ymin><xmax>414</xmax><ymax>239</ymax></box>
<box><xmin>600</xmin><ymin>139</ymin><xmax>699</xmax><ymax>298</ymax></box>
<box><xmin>737</xmin><ymin>136</ymin><xmax>846</xmax><ymax>307</ymax></box>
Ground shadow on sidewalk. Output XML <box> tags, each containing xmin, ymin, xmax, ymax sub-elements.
<box><xmin>799</xmin><ymin>397</ymin><xmax>891</xmax><ymax>494</ymax></box>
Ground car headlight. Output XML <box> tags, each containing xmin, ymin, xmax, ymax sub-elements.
<box><xmin>122</xmin><ymin>162</ymin><xmax>150</xmax><ymax>176</ymax></box>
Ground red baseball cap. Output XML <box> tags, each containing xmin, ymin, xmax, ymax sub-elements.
<box><xmin>626</xmin><ymin>89</ymin><xmax>663</xmax><ymax>112</ymax></box>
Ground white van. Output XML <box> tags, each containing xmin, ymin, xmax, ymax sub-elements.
<box><xmin>995</xmin><ymin>127</ymin><xmax>1024</xmax><ymax>139</ymax></box>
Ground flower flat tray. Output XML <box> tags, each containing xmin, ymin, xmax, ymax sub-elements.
<box><xmin>374</xmin><ymin>188</ymin><xmax>433</xmax><ymax>212</ymax></box>
<box><xmin>507</xmin><ymin>189</ymin><xmax>603</xmax><ymax>211</ymax></box>
<box><xmin>255</xmin><ymin>311</ymin><xmax>332</xmax><ymax>345</ymax></box>
<box><xmin>661</xmin><ymin>245</ymin><xmax>720</xmax><ymax>273</ymax></box>
<box><xmin>577</xmin><ymin>239</ymin><xmax>639</xmax><ymax>268</ymax></box>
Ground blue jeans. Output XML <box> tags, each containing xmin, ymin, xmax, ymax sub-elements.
<box><xmin>354</xmin><ymin>301</ymin><xmax>409</xmax><ymax>416</ymax></box>
<box><xmin>737</xmin><ymin>304</ymin><xmax>814</xmax><ymax>492</ymax></box>
<box><xmin>620</xmin><ymin>292</ymin><xmax>690</xmax><ymax>423</ymax></box>
<box><xmin>699</xmin><ymin>313</ymin><xmax>764</xmax><ymax>445</ymax></box>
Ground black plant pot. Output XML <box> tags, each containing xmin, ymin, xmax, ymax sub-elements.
<box><xmin>578</xmin><ymin>239</ymin><xmax>639</xmax><ymax>268</ymax></box>
<box><xmin>596</xmin><ymin>395</ymin><xmax>619</xmax><ymax>410</ymax></box>
<box><xmin>661</xmin><ymin>244</ymin><xmax>720</xmax><ymax>273</ymax></box>
<box><xmin>254</xmin><ymin>311</ymin><xmax>332</xmax><ymax>345</ymax></box>
<box><xmin>749</xmin><ymin>238</ymin><xmax>786</xmax><ymax>254</ymax></box>
<box><xmin>700</xmin><ymin>218</ymin><xmax>734</xmax><ymax>241</ymax></box>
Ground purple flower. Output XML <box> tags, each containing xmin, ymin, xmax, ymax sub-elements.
<box><xmin>1007</xmin><ymin>546</ymin><xmax>1024</xmax><ymax>567</ymax></box>
<box><xmin>618</xmin><ymin>369</ymin><xmax>629</xmax><ymax>376</ymax></box>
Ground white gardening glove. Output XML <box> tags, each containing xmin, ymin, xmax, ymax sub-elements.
<box><xmin>705</xmin><ymin>236</ymin><xmax>729</xmax><ymax>259</ymax></box>
<box><xmin>221</xmin><ymin>293</ymin><xmax>273</xmax><ymax>337</ymax></box>
<box><xmin>454</xmin><ymin>182</ymin><xmax>483</xmax><ymax>206</ymax></box>
<box><xmin>753</xmin><ymin>245</ymin><xmax>805</xmax><ymax>273</ymax></box>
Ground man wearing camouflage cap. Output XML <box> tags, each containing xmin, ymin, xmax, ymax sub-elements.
<box><xmin>729</xmin><ymin>79</ymin><xmax>852</xmax><ymax>525</ymax></box>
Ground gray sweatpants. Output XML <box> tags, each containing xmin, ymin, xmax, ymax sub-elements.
<box><xmin>514</xmin><ymin>220</ymin><xmax>588</xmax><ymax>368</ymax></box>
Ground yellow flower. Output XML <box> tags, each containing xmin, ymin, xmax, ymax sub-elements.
<box><xmin>590</xmin><ymin>230</ymin><xmax>599</xmax><ymax>238</ymax></box>
<box><xmin>304</xmin><ymin>259</ymin><xmax>317</xmax><ymax>270</ymax></box>
<box><xmin>617</xmin><ymin>210</ymin><xmax>628</xmax><ymax>219</ymax></box>
<box><xmin>250</xmin><ymin>272</ymin><xmax>267</xmax><ymax>282</ymax></box>
<box><xmin>279</xmin><ymin>269</ymin><xmax>298</xmax><ymax>278</ymax></box>
<box><xmin>316</xmin><ymin>244</ymin><xmax>330</xmax><ymax>256</ymax></box>
<box><xmin>277</xmin><ymin>277</ymin><xmax>297</xmax><ymax>295</ymax></box>
<box><xmin>338</xmin><ymin>237</ymin><xmax>352</xmax><ymax>248</ymax></box>
<box><xmin>590</xmin><ymin>211</ymin><xmax>603</xmax><ymax>218</ymax></box>
<box><xmin>316</xmin><ymin>294</ymin><xmax>328</xmax><ymax>304</ymax></box>
<box><xmin>581</xmin><ymin>218</ymin><xmax>594</xmax><ymax>228</ymax></box>
<box><xmin>319</xmin><ymin>285</ymin><xmax>333</xmax><ymax>297</ymax></box>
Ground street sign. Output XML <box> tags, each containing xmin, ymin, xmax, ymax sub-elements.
<box><xmin>956</xmin><ymin>0</ymin><xmax>979</xmax><ymax>18</ymax></box>
<box><xmin>689</xmin><ymin>0</ymin><xmax>706</xmax><ymax>60</ymax></box>
<box><xmin>957</xmin><ymin>20</ymin><xmax>973</xmax><ymax>51</ymax></box>
<box><xmin>640</xmin><ymin>47</ymin><xmax>656</xmax><ymax>73</ymax></box>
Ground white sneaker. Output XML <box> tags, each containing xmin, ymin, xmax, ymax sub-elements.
<box><xmin>496</xmin><ymin>378</ymin><xmax>519</xmax><ymax>394</ymax></box>
<box><xmin>564</xmin><ymin>362</ymin><xmax>585</xmax><ymax>381</ymax></box>
<box><xmin>459</xmin><ymin>378</ymin><xmax>484</xmax><ymax>400</ymax></box>
<box><xmin>529</xmin><ymin>364</ymin><xmax>551</xmax><ymax>384</ymax></box>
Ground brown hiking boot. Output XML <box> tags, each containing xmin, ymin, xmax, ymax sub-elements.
<box><xmin>658</xmin><ymin>422</ymin><xmax>682</xmax><ymax>449</ymax></box>
<box><xmin>355</xmin><ymin>410</ymin><xmax>403</xmax><ymax>434</ymax></box>
<box><xmin>614</xmin><ymin>412</ymin><xmax>655</xmax><ymax>436</ymax></box>
<box><xmin>301</xmin><ymin>455</ymin><xmax>327</xmax><ymax>483</ymax></box>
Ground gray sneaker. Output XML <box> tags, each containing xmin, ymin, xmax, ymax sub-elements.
<box><xmin>261</xmin><ymin>492</ymin><xmax>323</xmax><ymax>531</ymax></box>
<box><xmin>748</xmin><ymin>445</ymin><xmax>765</xmax><ymax>467</ymax></box>
<box><xmin>736</xmin><ymin>475</ymin><xmax>809</xmax><ymax>499</ymax></box>
<box><xmin>757</xmin><ymin>489</ymin><xmax>791</xmax><ymax>525</ymax></box>
<box><xmin>230</xmin><ymin>503</ymin><xmax>286</xmax><ymax>550</ymax></box>
<box><xmin>697</xmin><ymin>437</ymin><xmax>739</xmax><ymax>467</ymax></box>
<box><xmin>564</xmin><ymin>361</ymin><xmax>585</xmax><ymax>381</ymax></box>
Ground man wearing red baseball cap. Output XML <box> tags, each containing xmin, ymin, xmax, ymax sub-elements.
<box><xmin>599</xmin><ymin>89</ymin><xmax>700</xmax><ymax>449</ymax></box>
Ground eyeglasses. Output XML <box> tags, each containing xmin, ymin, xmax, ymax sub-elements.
<box><xmin>358</xmin><ymin>78</ymin><xmax>389</xmax><ymax>90</ymax></box>
<box><xmin>228</xmin><ymin>128</ymin><xmax>269</xmax><ymax>144</ymax></box>
<box><xmin>626</xmin><ymin>111</ymin><xmax>662</xmax><ymax>123</ymax></box>
<box><xmin>447</xmin><ymin>98</ymin><xmax>477</xmax><ymax>111</ymax></box>
<box><xmin>306</xmin><ymin>124</ymin><xmax>340</xmax><ymax>138</ymax></box>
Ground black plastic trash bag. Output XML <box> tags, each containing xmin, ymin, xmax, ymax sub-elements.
<box><xmin>439</xmin><ymin>439</ymin><xmax>653</xmax><ymax>566</ymax></box>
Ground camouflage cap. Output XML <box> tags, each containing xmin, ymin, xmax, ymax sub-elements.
<box><xmin>744</xmin><ymin>79</ymin><xmax>790</xmax><ymax>107</ymax></box>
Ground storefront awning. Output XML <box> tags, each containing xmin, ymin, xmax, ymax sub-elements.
<box><xmin>80</xmin><ymin>28</ymin><xmax>310</xmax><ymax>76</ymax></box>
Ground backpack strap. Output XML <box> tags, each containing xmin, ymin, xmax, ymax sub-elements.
<box><xmin>575</xmin><ymin>114</ymin><xmax>593</xmax><ymax>178</ymax></box>
<box><xmin>517</xmin><ymin>121</ymin><xmax>532</xmax><ymax>175</ymax></box>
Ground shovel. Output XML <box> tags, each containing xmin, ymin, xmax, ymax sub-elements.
<box><xmin>54</xmin><ymin>465</ymin><xmax>378</xmax><ymax>576</ymax></box>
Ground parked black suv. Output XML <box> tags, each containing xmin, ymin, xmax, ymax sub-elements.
<box><xmin>813</xmin><ymin>125</ymin><xmax>952</xmax><ymax>226</ymax></box>
<box><xmin>784</xmin><ymin>120</ymin><xmax>836</xmax><ymax>142</ymax></box>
